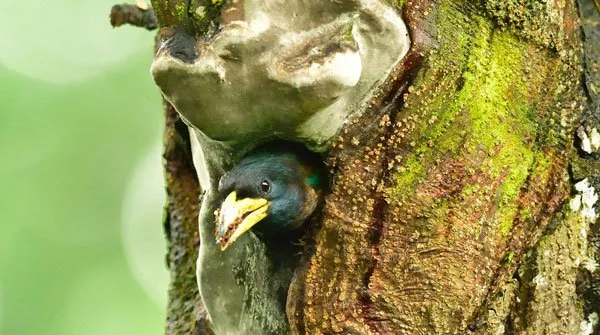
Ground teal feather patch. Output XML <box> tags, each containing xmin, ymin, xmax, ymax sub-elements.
<box><xmin>305</xmin><ymin>173</ymin><xmax>321</xmax><ymax>189</ymax></box>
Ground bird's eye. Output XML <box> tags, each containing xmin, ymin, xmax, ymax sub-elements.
<box><xmin>260</xmin><ymin>179</ymin><xmax>271</xmax><ymax>194</ymax></box>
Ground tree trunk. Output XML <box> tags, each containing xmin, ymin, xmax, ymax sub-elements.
<box><xmin>113</xmin><ymin>0</ymin><xmax>600</xmax><ymax>334</ymax></box>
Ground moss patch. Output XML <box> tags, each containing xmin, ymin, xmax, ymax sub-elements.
<box><xmin>392</xmin><ymin>0</ymin><xmax>409</xmax><ymax>9</ymax></box>
<box><xmin>387</xmin><ymin>1</ymin><xmax>565</xmax><ymax>240</ymax></box>
<box><xmin>151</xmin><ymin>0</ymin><xmax>226</xmax><ymax>35</ymax></box>
<box><xmin>485</xmin><ymin>0</ymin><xmax>572</xmax><ymax>50</ymax></box>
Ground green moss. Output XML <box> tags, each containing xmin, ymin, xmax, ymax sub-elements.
<box><xmin>502</xmin><ymin>251</ymin><xmax>515</xmax><ymax>266</ymax></box>
<box><xmin>388</xmin><ymin>1</ymin><xmax>560</xmax><ymax>238</ymax></box>
<box><xmin>392</xmin><ymin>0</ymin><xmax>409</xmax><ymax>9</ymax></box>
<box><xmin>392</xmin><ymin>156</ymin><xmax>425</xmax><ymax>199</ymax></box>
<box><xmin>175</xmin><ymin>2</ymin><xmax>187</xmax><ymax>22</ymax></box>
<box><xmin>519</xmin><ymin>206</ymin><xmax>533</xmax><ymax>223</ymax></box>
<box><xmin>340</xmin><ymin>22</ymin><xmax>357</xmax><ymax>46</ymax></box>
<box><xmin>150</xmin><ymin>0</ymin><xmax>226</xmax><ymax>35</ymax></box>
<box><xmin>190</xmin><ymin>0</ymin><xmax>227</xmax><ymax>35</ymax></box>
<box><xmin>485</xmin><ymin>0</ymin><xmax>562</xmax><ymax>49</ymax></box>
<box><xmin>461</xmin><ymin>184</ymin><xmax>480</xmax><ymax>198</ymax></box>
<box><xmin>150</xmin><ymin>0</ymin><xmax>171</xmax><ymax>26</ymax></box>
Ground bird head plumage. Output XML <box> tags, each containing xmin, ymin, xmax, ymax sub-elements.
<box><xmin>214</xmin><ymin>144</ymin><xmax>324</xmax><ymax>250</ymax></box>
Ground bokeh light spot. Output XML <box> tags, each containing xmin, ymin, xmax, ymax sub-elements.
<box><xmin>0</xmin><ymin>0</ymin><xmax>152</xmax><ymax>83</ymax></box>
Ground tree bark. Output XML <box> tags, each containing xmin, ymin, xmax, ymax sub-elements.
<box><xmin>113</xmin><ymin>0</ymin><xmax>600</xmax><ymax>334</ymax></box>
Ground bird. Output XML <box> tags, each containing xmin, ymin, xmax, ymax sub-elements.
<box><xmin>214</xmin><ymin>143</ymin><xmax>324</xmax><ymax>251</ymax></box>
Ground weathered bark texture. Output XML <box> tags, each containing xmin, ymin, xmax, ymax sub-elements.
<box><xmin>162</xmin><ymin>101</ymin><xmax>213</xmax><ymax>335</ymax></box>
<box><xmin>110</xmin><ymin>3</ymin><xmax>158</xmax><ymax>30</ymax></box>
<box><xmin>286</xmin><ymin>0</ymin><xmax>581</xmax><ymax>332</ymax></box>
<box><xmin>112</xmin><ymin>0</ymin><xmax>600</xmax><ymax>334</ymax></box>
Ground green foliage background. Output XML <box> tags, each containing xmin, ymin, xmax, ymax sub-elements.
<box><xmin>0</xmin><ymin>0</ymin><xmax>167</xmax><ymax>334</ymax></box>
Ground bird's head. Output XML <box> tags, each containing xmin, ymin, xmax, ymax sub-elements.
<box><xmin>214</xmin><ymin>146</ymin><xmax>323</xmax><ymax>250</ymax></box>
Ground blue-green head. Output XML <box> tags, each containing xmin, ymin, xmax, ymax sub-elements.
<box><xmin>214</xmin><ymin>144</ymin><xmax>324</xmax><ymax>250</ymax></box>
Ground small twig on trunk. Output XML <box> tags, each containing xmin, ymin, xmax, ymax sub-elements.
<box><xmin>110</xmin><ymin>3</ymin><xmax>157</xmax><ymax>30</ymax></box>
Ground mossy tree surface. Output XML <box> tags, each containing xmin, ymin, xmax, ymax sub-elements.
<box><xmin>150</xmin><ymin>0</ymin><xmax>600</xmax><ymax>334</ymax></box>
<box><xmin>286</xmin><ymin>0</ymin><xmax>586</xmax><ymax>332</ymax></box>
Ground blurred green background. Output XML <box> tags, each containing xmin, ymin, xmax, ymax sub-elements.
<box><xmin>0</xmin><ymin>0</ymin><xmax>168</xmax><ymax>334</ymax></box>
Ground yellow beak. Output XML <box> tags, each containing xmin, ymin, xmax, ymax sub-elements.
<box><xmin>214</xmin><ymin>191</ymin><xmax>269</xmax><ymax>251</ymax></box>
